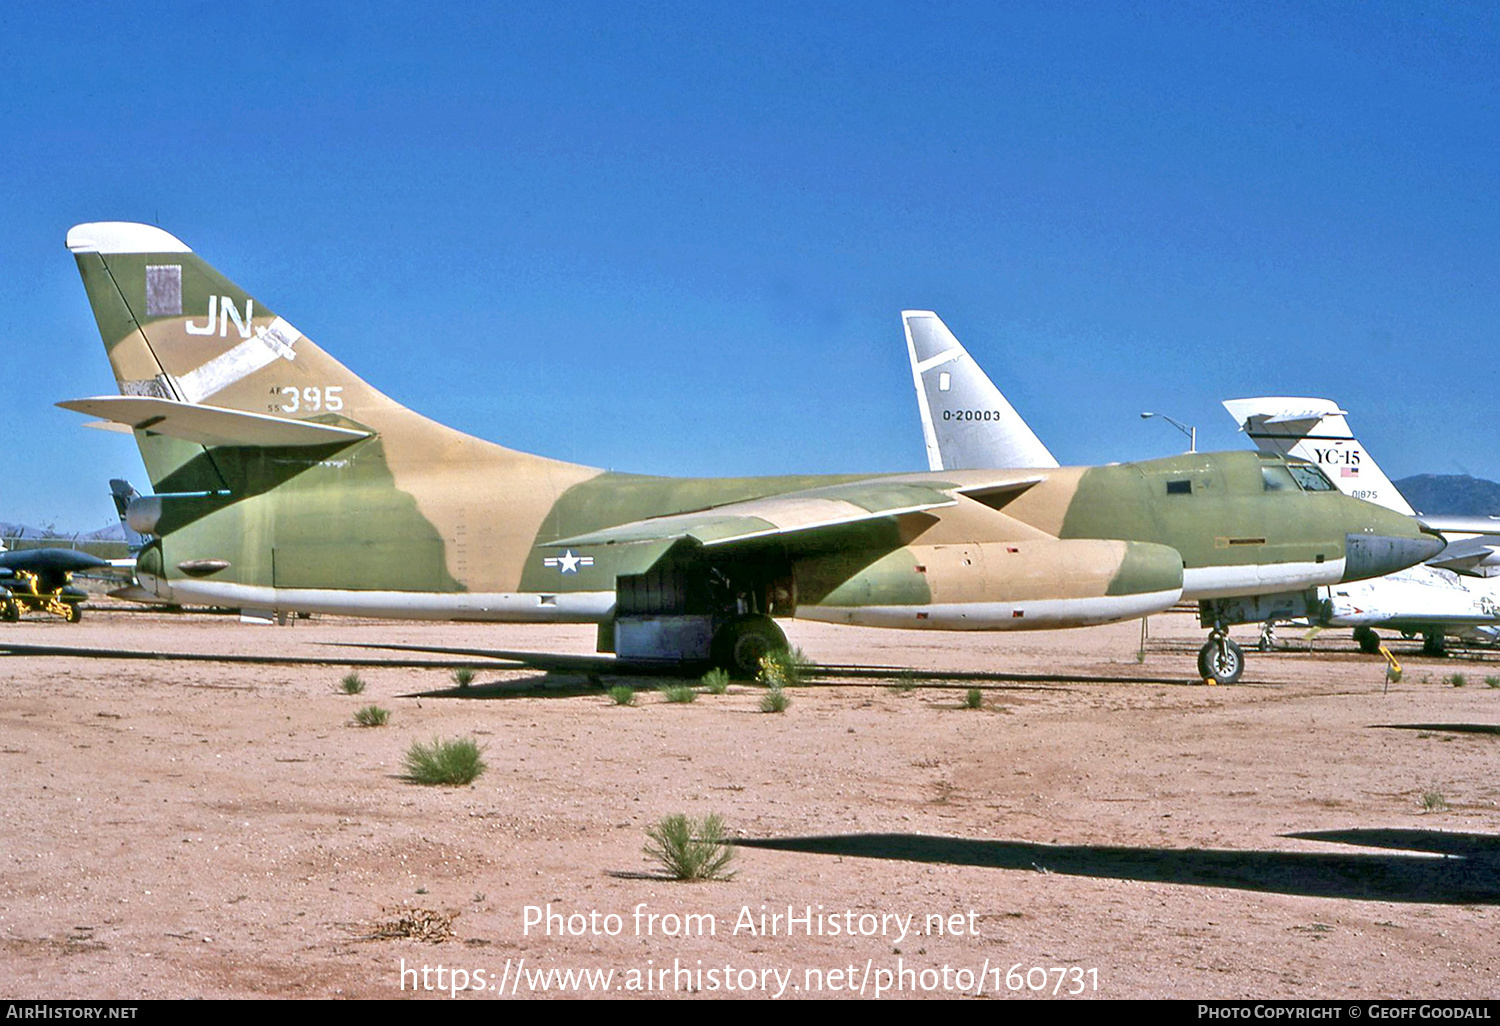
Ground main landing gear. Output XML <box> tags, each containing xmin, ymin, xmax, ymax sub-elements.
<box><xmin>1353</xmin><ymin>626</ymin><xmax>1383</xmax><ymax>655</ymax></box>
<box><xmin>711</xmin><ymin>614</ymin><xmax>788</xmax><ymax>679</ymax></box>
<box><xmin>1197</xmin><ymin>629</ymin><xmax>1245</xmax><ymax>685</ymax></box>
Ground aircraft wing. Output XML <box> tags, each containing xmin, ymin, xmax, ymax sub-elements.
<box><xmin>57</xmin><ymin>396</ymin><xmax>372</xmax><ymax>448</ymax></box>
<box><xmin>1417</xmin><ymin>515</ymin><xmax>1500</xmax><ymax>535</ymax></box>
<box><xmin>542</xmin><ymin>474</ymin><xmax>1044</xmax><ymax>550</ymax></box>
<box><xmin>1424</xmin><ymin>535</ymin><xmax>1500</xmax><ymax>576</ymax></box>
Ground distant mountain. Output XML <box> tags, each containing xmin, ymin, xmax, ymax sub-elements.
<box><xmin>1394</xmin><ymin>475</ymin><xmax>1500</xmax><ymax>516</ymax></box>
<box><xmin>1</xmin><ymin>521</ymin><xmax>124</xmax><ymax>543</ymax></box>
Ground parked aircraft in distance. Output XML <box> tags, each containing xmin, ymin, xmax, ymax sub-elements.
<box><xmin>901</xmin><ymin>310</ymin><xmax>1446</xmax><ymax>681</ymax></box>
<box><xmin>0</xmin><ymin>542</ymin><xmax>107</xmax><ymax>622</ymax></box>
<box><xmin>1225</xmin><ymin>397</ymin><xmax>1500</xmax><ymax>656</ymax></box>
<box><xmin>58</xmin><ymin>225</ymin><xmax>1441</xmax><ymax>679</ymax></box>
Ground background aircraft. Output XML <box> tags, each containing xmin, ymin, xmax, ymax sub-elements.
<box><xmin>0</xmin><ymin>543</ymin><xmax>106</xmax><ymax>622</ymax></box>
<box><xmin>59</xmin><ymin>224</ymin><xmax>1438</xmax><ymax>678</ymax></box>
<box><xmin>1224</xmin><ymin>397</ymin><xmax>1500</xmax><ymax>656</ymax></box>
<box><xmin>900</xmin><ymin>310</ymin><xmax>1447</xmax><ymax>680</ymax></box>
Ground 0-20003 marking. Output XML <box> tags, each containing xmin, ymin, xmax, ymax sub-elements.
<box><xmin>942</xmin><ymin>410</ymin><xmax>1002</xmax><ymax>421</ymax></box>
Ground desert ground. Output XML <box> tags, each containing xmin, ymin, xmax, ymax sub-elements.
<box><xmin>0</xmin><ymin>605</ymin><xmax>1496</xmax><ymax>1000</ymax></box>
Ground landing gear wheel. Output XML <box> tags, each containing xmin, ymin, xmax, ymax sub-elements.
<box><xmin>0</xmin><ymin>599</ymin><xmax>18</xmax><ymax>623</ymax></box>
<box><xmin>1353</xmin><ymin>626</ymin><xmax>1382</xmax><ymax>655</ymax></box>
<box><xmin>1197</xmin><ymin>635</ymin><xmax>1244</xmax><ymax>685</ymax></box>
<box><xmin>1258</xmin><ymin>621</ymin><xmax>1277</xmax><ymax>652</ymax></box>
<box><xmin>712</xmin><ymin>615</ymin><xmax>787</xmax><ymax>679</ymax></box>
<box><xmin>1422</xmin><ymin>631</ymin><xmax>1447</xmax><ymax>657</ymax></box>
<box><xmin>63</xmin><ymin>602</ymin><xmax>83</xmax><ymax>624</ymax></box>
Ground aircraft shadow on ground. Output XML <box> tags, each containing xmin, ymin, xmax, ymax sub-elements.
<box><xmin>1374</xmin><ymin>723</ymin><xmax>1500</xmax><ymax>736</ymax></box>
<box><xmin>403</xmin><ymin>671</ymin><xmax>614</xmax><ymax>700</ymax></box>
<box><xmin>735</xmin><ymin>830</ymin><xmax>1500</xmax><ymax>904</ymax></box>
<box><xmin>340</xmin><ymin>642</ymin><xmax>1199</xmax><ymax>688</ymax></box>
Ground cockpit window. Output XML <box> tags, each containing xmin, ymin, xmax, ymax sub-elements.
<box><xmin>1287</xmin><ymin>463</ymin><xmax>1335</xmax><ymax>492</ymax></box>
<box><xmin>1262</xmin><ymin>465</ymin><xmax>1298</xmax><ymax>492</ymax></box>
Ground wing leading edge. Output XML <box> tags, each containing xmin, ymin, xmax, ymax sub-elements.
<box><xmin>541</xmin><ymin>473</ymin><xmax>1046</xmax><ymax>550</ymax></box>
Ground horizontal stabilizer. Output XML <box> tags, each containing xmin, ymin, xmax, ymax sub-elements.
<box><xmin>82</xmin><ymin>420</ymin><xmax>134</xmax><ymax>435</ymax></box>
<box><xmin>57</xmin><ymin>396</ymin><xmax>373</xmax><ymax>448</ymax></box>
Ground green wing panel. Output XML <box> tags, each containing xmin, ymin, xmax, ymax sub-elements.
<box><xmin>541</xmin><ymin>479</ymin><xmax>963</xmax><ymax>550</ymax></box>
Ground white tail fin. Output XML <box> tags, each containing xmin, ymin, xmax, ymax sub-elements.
<box><xmin>1221</xmin><ymin>397</ymin><xmax>1415</xmax><ymax>515</ymax></box>
<box><xmin>902</xmin><ymin>311</ymin><xmax>1058</xmax><ymax>471</ymax></box>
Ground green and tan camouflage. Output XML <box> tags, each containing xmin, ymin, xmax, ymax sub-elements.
<box><xmin>61</xmin><ymin>223</ymin><xmax>1444</xmax><ymax>677</ymax></box>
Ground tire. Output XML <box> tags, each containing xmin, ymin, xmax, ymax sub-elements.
<box><xmin>712</xmin><ymin>615</ymin><xmax>788</xmax><ymax>679</ymax></box>
<box><xmin>63</xmin><ymin>602</ymin><xmax>83</xmax><ymax>624</ymax></box>
<box><xmin>1197</xmin><ymin>636</ymin><xmax>1244</xmax><ymax>685</ymax></box>
<box><xmin>0</xmin><ymin>600</ymin><xmax>17</xmax><ymax>623</ymax></box>
<box><xmin>1422</xmin><ymin>631</ymin><xmax>1447</xmax><ymax>657</ymax></box>
<box><xmin>1353</xmin><ymin>626</ymin><xmax>1382</xmax><ymax>655</ymax></box>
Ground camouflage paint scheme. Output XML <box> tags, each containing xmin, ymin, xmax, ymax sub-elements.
<box><xmin>62</xmin><ymin>224</ymin><xmax>1439</xmax><ymax>643</ymax></box>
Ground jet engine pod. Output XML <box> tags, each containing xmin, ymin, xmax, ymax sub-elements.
<box><xmin>795</xmin><ymin>538</ymin><xmax>1183</xmax><ymax>630</ymax></box>
<box><xmin>125</xmin><ymin>494</ymin><xmax>162</xmax><ymax>535</ymax></box>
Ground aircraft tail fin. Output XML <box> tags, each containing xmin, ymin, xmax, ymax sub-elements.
<box><xmin>1221</xmin><ymin>397</ymin><xmax>1415</xmax><ymax>515</ymax></box>
<box><xmin>902</xmin><ymin>311</ymin><xmax>1058</xmax><ymax>472</ymax></box>
<box><xmin>66</xmin><ymin>222</ymin><xmax>407</xmax><ymax>423</ymax></box>
<box><xmin>65</xmin><ymin>222</ymin><xmax>576</xmax><ymax>494</ymax></box>
<box><xmin>108</xmin><ymin>479</ymin><xmax>149</xmax><ymax>552</ymax></box>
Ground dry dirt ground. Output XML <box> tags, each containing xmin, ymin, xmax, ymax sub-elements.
<box><xmin>0</xmin><ymin>607</ymin><xmax>1496</xmax><ymax>1000</ymax></box>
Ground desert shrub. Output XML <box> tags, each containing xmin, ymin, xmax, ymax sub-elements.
<box><xmin>643</xmin><ymin>813</ymin><xmax>736</xmax><ymax>881</ymax></box>
<box><xmin>609</xmin><ymin>685</ymin><xmax>636</xmax><ymax>706</ymax></box>
<box><xmin>701</xmin><ymin>668</ymin><xmax>730</xmax><ymax>695</ymax></box>
<box><xmin>452</xmin><ymin>667</ymin><xmax>476</xmax><ymax>689</ymax></box>
<box><xmin>338</xmin><ymin>671</ymin><xmax>366</xmax><ymax>695</ymax></box>
<box><xmin>659</xmin><ymin>684</ymin><xmax>697</xmax><ymax>704</ymax></box>
<box><xmin>353</xmin><ymin>705</ymin><xmax>389</xmax><ymax>727</ymax></box>
<box><xmin>760</xmin><ymin>685</ymin><xmax>791</xmax><ymax>713</ymax></box>
<box><xmin>964</xmin><ymin>687</ymin><xmax>983</xmax><ymax>709</ymax></box>
<box><xmin>405</xmin><ymin>737</ymin><xmax>487</xmax><ymax>786</ymax></box>
<box><xmin>758</xmin><ymin>647</ymin><xmax>811</xmax><ymax>689</ymax></box>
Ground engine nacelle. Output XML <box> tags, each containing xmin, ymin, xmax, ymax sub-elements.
<box><xmin>795</xmin><ymin>538</ymin><xmax>1183</xmax><ymax>630</ymax></box>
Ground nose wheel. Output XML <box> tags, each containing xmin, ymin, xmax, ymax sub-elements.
<box><xmin>1198</xmin><ymin>631</ymin><xmax>1244</xmax><ymax>685</ymax></box>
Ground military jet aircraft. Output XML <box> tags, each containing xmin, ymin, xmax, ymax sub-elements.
<box><xmin>1225</xmin><ymin>396</ymin><xmax>1500</xmax><ymax>656</ymax></box>
<box><xmin>900</xmin><ymin>310</ymin><xmax>1449</xmax><ymax>682</ymax></box>
<box><xmin>0</xmin><ymin>542</ymin><xmax>105</xmax><ymax>622</ymax></box>
<box><xmin>58</xmin><ymin>224</ymin><xmax>1441</xmax><ymax>678</ymax></box>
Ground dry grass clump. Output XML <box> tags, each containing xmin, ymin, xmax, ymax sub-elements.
<box><xmin>644</xmin><ymin>813</ymin><xmax>736</xmax><ymax>881</ymax></box>
<box><xmin>366</xmin><ymin>906</ymin><xmax>456</xmax><ymax>942</ymax></box>
<box><xmin>405</xmin><ymin>737</ymin><xmax>486</xmax><ymax>786</ymax></box>
<box><xmin>353</xmin><ymin>705</ymin><xmax>389</xmax><ymax>727</ymax></box>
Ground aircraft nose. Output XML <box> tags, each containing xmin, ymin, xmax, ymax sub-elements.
<box><xmin>1341</xmin><ymin>523</ymin><xmax>1446</xmax><ymax>583</ymax></box>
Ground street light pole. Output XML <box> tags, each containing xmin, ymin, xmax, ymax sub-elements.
<box><xmin>1140</xmin><ymin>411</ymin><xmax>1197</xmax><ymax>453</ymax></box>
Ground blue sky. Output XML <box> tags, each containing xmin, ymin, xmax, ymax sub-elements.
<box><xmin>4</xmin><ymin>1</ymin><xmax>1498</xmax><ymax>529</ymax></box>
